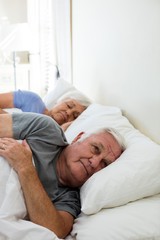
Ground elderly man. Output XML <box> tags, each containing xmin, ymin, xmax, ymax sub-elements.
<box><xmin>0</xmin><ymin>113</ymin><xmax>124</xmax><ymax>238</ymax></box>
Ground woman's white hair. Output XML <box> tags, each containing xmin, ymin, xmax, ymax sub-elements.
<box><xmin>77</xmin><ymin>127</ymin><xmax>126</xmax><ymax>151</ymax></box>
<box><xmin>56</xmin><ymin>91</ymin><xmax>92</xmax><ymax>107</ymax></box>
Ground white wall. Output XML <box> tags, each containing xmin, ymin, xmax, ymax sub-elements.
<box><xmin>71</xmin><ymin>0</ymin><xmax>160</xmax><ymax>144</ymax></box>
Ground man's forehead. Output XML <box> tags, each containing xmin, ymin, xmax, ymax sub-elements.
<box><xmin>90</xmin><ymin>132</ymin><xmax>111</xmax><ymax>144</ymax></box>
<box><xmin>92</xmin><ymin>131</ymin><xmax>111</xmax><ymax>139</ymax></box>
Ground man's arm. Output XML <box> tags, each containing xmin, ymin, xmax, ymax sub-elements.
<box><xmin>19</xmin><ymin>164</ymin><xmax>74</xmax><ymax>238</ymax></box>
<box><xmin>0</xmin><ymin>139</ymin><xmax>74</xmax><ymax>238</ymax></box>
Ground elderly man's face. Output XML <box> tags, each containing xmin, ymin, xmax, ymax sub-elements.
<box><xmin>57</xmin><ymin>131</ymin><xmax>122</xmax><ymax>187</ymax></box>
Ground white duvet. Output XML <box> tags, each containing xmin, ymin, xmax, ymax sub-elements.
<box><xmin>0</xmin><ymin>155</ymin><xmax>61</xmax><ymax>240</ymax></box>
<box><xmin>2</xmin><ymin>105</ymin><xmax>160</xmax><ymax>240</ymax></box>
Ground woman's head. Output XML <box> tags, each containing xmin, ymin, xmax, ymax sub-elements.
<box><xmin>49</xmin><ymin>98</ymin><xmax>87</xmax><ymax>125</ymax></box>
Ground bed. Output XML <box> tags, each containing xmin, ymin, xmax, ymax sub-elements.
<box><xmin>1</xmin><ymin>79</ymin><xmax>159</xmax><ymax>240</ymax></box>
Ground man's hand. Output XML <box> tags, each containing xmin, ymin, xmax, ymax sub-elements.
<box><xmin>0</xmin><ymin>138</ymin><xmax>33</xmax><ymax>173</ymax></box>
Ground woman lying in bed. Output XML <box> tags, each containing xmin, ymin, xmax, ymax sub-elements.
<box><xmin>0</xmin><ymin>90</ymin><xmax>90</xmax><ymax>131</ymax></box>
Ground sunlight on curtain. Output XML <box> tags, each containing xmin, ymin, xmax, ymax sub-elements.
<box><xmin>27</xmin><ymin>0</ymin><xmax>71</xmax><ymax>96</ymax></box>
<box><xmin>39</xmin><ymin>0</ymin><xmax>58</xmax><ymax>95</ymax></box>
<box><xmin>27</xmin><ymin>0</ymin><xmax>56</xmax><ymax>96</ymax></box>
<box><xmin>54</xmin><ymin>0</ymin><xmax>72</xmax><ymax>85</ymax></box>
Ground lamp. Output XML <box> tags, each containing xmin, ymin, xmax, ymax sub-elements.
<box><xmin>0</xmin><ymin>23</ymin><xmax>31</xmax><ymax>90</ymax></box>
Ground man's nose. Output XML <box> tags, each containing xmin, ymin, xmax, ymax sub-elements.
<box><xmin>89</xmin><ymin>155</ymin><xmax>103</xmax><ymax>169</ymax></box>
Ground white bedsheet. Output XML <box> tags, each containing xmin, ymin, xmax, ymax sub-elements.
<box><xmin>0</xmin><ymin>155</ymin><xmax>61</xmax><ymax>240</ymax></box>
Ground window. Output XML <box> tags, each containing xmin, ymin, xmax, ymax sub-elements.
<box><xmin>0</xmin><ymin>0</ymin><xmax>71</xmax><ymax>97</ymax></box>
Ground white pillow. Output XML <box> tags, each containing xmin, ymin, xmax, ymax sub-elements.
<box><xmin>67</xmin><ymin>194</ymin><xmax>160</xmax><ymax>240</ymax></box>
<box><xmin>43</xmin><ymin>78</ymin><xmax>92</xmax><ymax>109</ymax></box>
<box><xmin>65</xmin><ymin>103</ymin><xmax>160</xmax><ymax>215</ymax></box>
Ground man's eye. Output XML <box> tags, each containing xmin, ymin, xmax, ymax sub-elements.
<box><xmin>92</xmin><ymin>145</ymin><xmax>100</xmax><ymax>154</ymax></box>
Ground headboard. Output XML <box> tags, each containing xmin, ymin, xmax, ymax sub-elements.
<box><xmin>71</xmin><ymin>0</ymin><xmax>160</xmax><ymax>144</ymax></box>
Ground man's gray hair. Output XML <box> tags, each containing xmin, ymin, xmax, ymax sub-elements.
<box><xmin>77</xmin><ymin>127</ymin><xmax>126</xmax><ymax>151</ymax></box>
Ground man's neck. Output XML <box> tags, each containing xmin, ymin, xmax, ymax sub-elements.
<box><xmin>56</xmin><ymin>148</ymin><xmax>67</xmax><ymax>186</ymax></box>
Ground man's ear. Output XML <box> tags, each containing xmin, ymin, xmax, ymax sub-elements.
<box><xmin>72</xmin><ymin>132</ymin><xmax>85</xmax><ymax>144</ymax></box>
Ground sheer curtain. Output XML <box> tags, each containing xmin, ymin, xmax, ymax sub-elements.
<box><xmin>27</xmin><ymin>0</ymin><xmax>71</xmax><ymax>96</ymax></box>
<box><xmin>54</xmin><ymin>0</ymin><xmax>72</xmax><ymax>86</ymax></box>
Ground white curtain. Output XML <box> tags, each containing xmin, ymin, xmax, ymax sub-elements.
<box><xmin>27</xmin><ymin>0</ymin><xmax>71</xmax><ymax>96</ymax></box>
<box><xmin>54</xmin><ymin>0</ymin><xmax>72</xmax><ymax>86</ymax></box>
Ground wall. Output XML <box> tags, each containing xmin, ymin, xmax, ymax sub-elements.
<box><xmin>71</xmin><ymin>0</ymin><xmax>160</xmax><ymax>144</ymax></box>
